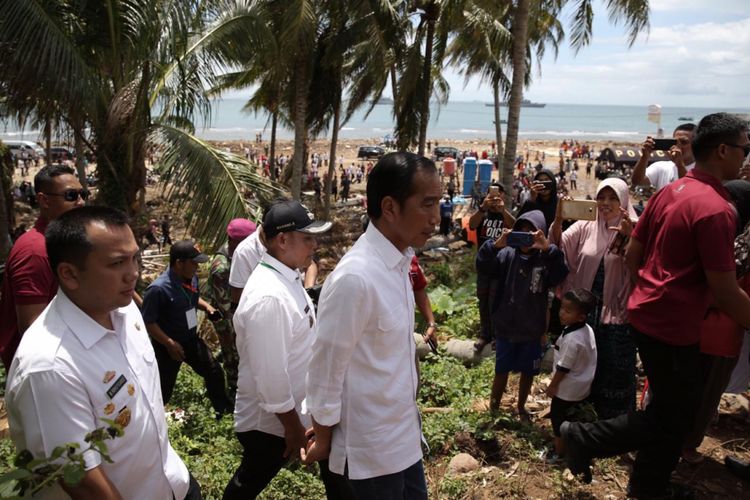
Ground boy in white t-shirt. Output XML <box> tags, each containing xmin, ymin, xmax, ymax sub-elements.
<box><xmin>546</xmin><ymin>289</ymin><xmax>598</xmax><ymax>461</ymax></box>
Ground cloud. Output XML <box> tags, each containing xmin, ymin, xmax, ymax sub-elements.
<box><xmin>651</xmin><ymin>0</ymin><xmax>747</xmax><ymax>14</ymax></box>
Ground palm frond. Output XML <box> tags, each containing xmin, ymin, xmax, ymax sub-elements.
<box><xmin>604</xmin><ymin>0</ymin><xmax>650</xmax><ymax>47</ymax></box>
<box><xmin>154</xmin><ymin>122</ymin><xmax>285</xmax><ymax>249</ymax></box>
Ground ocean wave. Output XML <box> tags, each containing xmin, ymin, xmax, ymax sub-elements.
<box><xmin>458</xmin><ymin>128</ymin><xmax>493</xmax><ymax>134</ymax></box>
<box><xmin>341</xmin><ymin>127</ymin><xmax>356</xmax><ymax>131</ymax></box>
<box><xmin>517</xmin><ymin>130</ymin><xmax>643</xmax><ymax>138</ymax></box>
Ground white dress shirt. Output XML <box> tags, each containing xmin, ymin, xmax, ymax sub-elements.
<box><xmin>553</xmin><ymin>323</ymin><xmax>598</xmax><ymax>402</ymax></box>
<box><xmin>233</xmin><ymin>254</ymin><xmax>315</xmax><ymax>437</ymax></box>
<box><xmin>228</xmin><ymin>228</ymin><xmax>266</xmax><ymax>289</ymax></box>
<box><xmin>5</xmin><ymin>290</ymin><xmax>189</xmax><ymax>499</ymax></box>
<box><xmin>306</xmin><ymin>223</ymin><xmax>423</xmax><ymax>480</ymax></box>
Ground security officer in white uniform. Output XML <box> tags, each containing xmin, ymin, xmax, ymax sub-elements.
<box><xmin>5</xmin><ymin>206</ymin><xmax>200</xmax><ymax>499</ymax></box>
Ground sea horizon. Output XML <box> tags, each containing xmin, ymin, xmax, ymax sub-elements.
<box><xmin>2</xmin><ymin>100</ymin><xmax>748</xmax><ymax>144</ymax></box>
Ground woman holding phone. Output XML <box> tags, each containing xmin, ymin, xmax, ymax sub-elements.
<box><xmin>549</xmin><ymin>177</ymin><xmax>638</xmax><ymax>420</ymax></box>
<box><xmin>517</xmin><ymin>169</ymin><xmax>558</xmax><ymax>227</ymax></box>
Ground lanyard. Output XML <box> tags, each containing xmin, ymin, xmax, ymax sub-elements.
<box><xmin>260</xmin><ymin>261</ymin><xmax>281</xmax><ymax>274</ymax></box>
<box><xmin>179</xmin><ymin>282</ymin><xmax>196</xmax><ymax>306</ymax></box>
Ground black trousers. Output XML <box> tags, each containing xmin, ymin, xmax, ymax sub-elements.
<box><xmin>154</xmin><ymin>336</ymin><xmax>230</xmax><ymax>414</ymax></box>
<box><xmin>223</xmin><ymin>430</ymin><xmax>355</xmax><ymax>500</ymax></box>
<box><xmin>565</xmin><ymin>328</ymin><xmax>703</xmax><ymax>492</ymax></box>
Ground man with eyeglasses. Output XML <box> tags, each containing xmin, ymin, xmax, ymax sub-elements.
<box><xmin>0</xmin><ymin>164</ymin><xmax>86</xmax><ymax>368</ymax></box>
<box><xmin>631</xmin><ymin>123</ymin><xmax>696</xmax><ymax>191</ymax></box>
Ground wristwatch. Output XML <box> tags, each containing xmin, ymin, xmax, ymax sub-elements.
<box><xmin>427</xmin><ymin>322</ymin><xmax>437</xmax><ymax>328</ymax></box>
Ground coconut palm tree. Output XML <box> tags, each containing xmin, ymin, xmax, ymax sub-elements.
<box><xmin>502</xmin><ymin>0</ymin><xmax>650</xmax><ymax>179</ymax></box>
<box><xmin>0</xmin><ymin>0</ymin><xmax>282</xmax><ymax>246</ymax></box>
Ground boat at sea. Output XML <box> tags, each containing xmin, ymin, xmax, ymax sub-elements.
<box><xmin>485</xmin><ymin>99</ymin><xmax>546</xmax><ymax>108</ymax></box>
<box><xmin>678</xmin><ymin>116</ymin><xmax>694</xmax><ymax>121</ymax></box>
<box><xmin>371</xmin><ymin>97</ymin><xmax>394</xmax><ymax>105</ymax></box>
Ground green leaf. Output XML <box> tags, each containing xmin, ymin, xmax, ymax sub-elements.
<box><xmin>61</xmin><ymin>464</ymin><xmax>85</xmax><ymax>487</ymax></box>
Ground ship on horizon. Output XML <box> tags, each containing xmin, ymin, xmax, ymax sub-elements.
<box><xmin>485</xmin><ymin>99</ymin><xmax>546</xmax><ymax>108</ymax></box>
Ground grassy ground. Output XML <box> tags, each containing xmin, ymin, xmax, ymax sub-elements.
<box><xmin>1</xmin><ymin>232</ymin><xmax>749</xmax><ymax>498</ymax></box>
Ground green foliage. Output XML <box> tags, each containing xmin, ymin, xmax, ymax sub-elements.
<box><xmin>0</xmin><ymin>423</ymin><xmax>123</xmax><ymax>498</ymax></box>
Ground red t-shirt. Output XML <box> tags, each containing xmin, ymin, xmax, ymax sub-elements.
<box><xmin>627</xmin><ymin>169</ymin><xmax>737</xmax><ymax>346</ymax></box>
<box><xmin>699</xmin><ymin>274</ymin><xmax>750</xmax><ymax>357</ymax></box>
<box><xmin>0</xmin><ymin>218</ymin><xmax>57</xmax><ymax>368</ymax></box>
<box><xmin>409</xmin><ymin>256</ymin><xmax>427</xmax><ymax>291</ymax></box>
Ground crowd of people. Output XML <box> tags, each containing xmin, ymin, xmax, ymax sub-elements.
<box><xmin>1</xmin><ymin>113</ymin><xmax>749</xmax><ymax>499</ymax></box>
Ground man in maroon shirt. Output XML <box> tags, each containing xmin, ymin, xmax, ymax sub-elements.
<box><xmin>561</xmin><ymin>113</ymin><xmax>750</xmax><ymax>497</ymax></box>
<box><xmin>0</xmin><ymin>165</ymin><xmax>86</xmax><ymax>368</ymax></box>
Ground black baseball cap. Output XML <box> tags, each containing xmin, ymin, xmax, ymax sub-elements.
<box><xmin>263</xmin><ymin>200</ymin><xmax>332</xmax><ymax>238</ymax></box>
<box><xmin>170</xmin><ymin>240</ymin><xmax>209</xmax><ymax>263</ymax></box>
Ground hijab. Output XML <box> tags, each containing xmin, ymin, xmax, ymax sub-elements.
<box><xmin>558</xmin><ymin>177</ymin><xmax>637</xmax><ymax>324</ymax></box>
<box><xmin>724</xmin><ymin>180</ymin><xmax>750</xmax><ymax>233</ymax></box>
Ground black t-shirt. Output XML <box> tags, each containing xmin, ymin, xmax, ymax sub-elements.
<box><xmin>477</xmin><ymin>211</ymin><xmax>505</xmax><ymax>247</ymax></box>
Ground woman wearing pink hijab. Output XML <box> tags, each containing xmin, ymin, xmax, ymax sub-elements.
<box><xmin>550</xmin><ymin>177</ymin><xmax>638</xmax><ymax>419</ymax></box>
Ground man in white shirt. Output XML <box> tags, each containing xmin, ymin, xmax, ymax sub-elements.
<box><xmin>224</xmin><ymin>200</ymin><xmax>332</xmax><ymax>499</ymax></box>
<box><xmin>5</xmin><ymin>206</ymin><xmax>199</xmax><ymax>499</ymax></box>
<box><xmin>631</xmin><ymin>123</ymin><xmax>696</xmax><ymax>191</ymax></box>
<box><xmin>302</xmin><ymin>152</ymin><xmax>441</xmax><ymax>498</ymax></box>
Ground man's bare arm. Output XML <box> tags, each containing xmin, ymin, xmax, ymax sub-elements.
<box><xmin>61</xmin><ymin>466</ymin><xmax>123</xmax><ymax>500</ymax></box>
<box><xmin>624</xmin><ymin>237</ymin><xmax>645</xmax><ymax>285</ymax></box>
<box><xmin>706</xmin><ymin>270</ymin><xmax>750</xmax><ymax>329</ymax></box>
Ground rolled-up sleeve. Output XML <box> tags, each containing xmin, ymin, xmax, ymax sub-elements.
<box><xmin>9</xmin><ymin>369</ymin><xmax>100</xmax><ymax>470</ymax></box>
<box><xmin>306</xmin><ymin>273</ymin><xmax>368</xmax><ymax>426</ymax></box>
<box><xmin>239</xmin><ymin>297</ymin><xmax>296</xmax><ymax>414</ymax></box>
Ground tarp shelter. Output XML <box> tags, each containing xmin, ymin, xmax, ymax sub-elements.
<box><xmin>596</xmin><ymin>147</ymin><xmax>671</xmax><ymax>168</ymax></box>
<box><xmin>478</xmin><ymin>160</ymin><xmax>493</xmax><ymax>193</ymax></box>
<box><xmin>462</xmin><ymin>157</ymin><xmax>477</xmax><ymax>196</ymax></box>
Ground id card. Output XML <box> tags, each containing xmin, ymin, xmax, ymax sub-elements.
<box><xmin>186</xmin><ymin>308</ymin><xmax>197</xmax><ymax>329</ymax></box>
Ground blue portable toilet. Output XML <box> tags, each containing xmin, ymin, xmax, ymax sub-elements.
<box><xmin>478</xmin><ymin>159</ymin><xmax>493</xmax><ymax>193</ymax></box>
<box><xmin>462</xmin><ymin>157</ymin><xmax>477</xmax><ymax>196</ymax></box>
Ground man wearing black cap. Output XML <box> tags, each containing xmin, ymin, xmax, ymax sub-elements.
<box><xmin>142</xmin><ymin>240</ymin><xmax>231</xmax><ymax>416</ymax></box>
<box><xmin>224</xmin><ymin>200</ymin><xmax>333</xmax><ymax>498</ymax></box>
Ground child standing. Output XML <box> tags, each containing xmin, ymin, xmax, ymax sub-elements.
<box><xmin>476</xmin><ymin>210</ymin><xmax>569</xmax><ymax>418</ymax></box>
<box><xmin>547</xmin><ymin>289</ymin><xmax>598</xmax><ymax>461</ymax></box>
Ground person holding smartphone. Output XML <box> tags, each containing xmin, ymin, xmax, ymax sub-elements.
<box><xmin>631</xmin><ymin>123</ymin><xmax>696</xmax><ymax>191</ymax></box>
<box><xmin>469</xmin><ymin>182</ymin><xmax>516</xmax><ymax>352</ymax></box>
<box><xmin>517</xmin><ymin>169</ymin><xmax>559</xmax><ymax>227</ymax></box>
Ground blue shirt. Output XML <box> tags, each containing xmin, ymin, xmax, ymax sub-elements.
<box><xmin>141</xmin><ymin>268</ymin><xmax>200</xmax><ymax>343</ymax></box>
<box><xmin>440</xmin><ymin>200</ymin><xmax>453</xmax><ymax>218</ymax></box>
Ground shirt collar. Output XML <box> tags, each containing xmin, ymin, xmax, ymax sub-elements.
<box><xmin>56</xmin><ymin>289</ymin><xmax>123</xmax><ymax>350</ymax></box>
<box><xmin>687</xmin><ymin>168</ymin><xmax>731</xmax><ymax>201</ymax></box>
<box><xmin>260</xmin><ymin>253</ymin><xmax>302</xmax><ymax>284</ymax></box>
<box><xmin>562</xmin><ymin>322</ymin><xmax>587</xmax><ymax>336</ymax></box>
<box><xmin>365</xmin><ymin>222</ymin><xmax>414</xmax><ymax>270</ymax></box>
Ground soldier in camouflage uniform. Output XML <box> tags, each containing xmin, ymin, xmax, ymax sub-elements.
<box><xmin>206</xmin><ymin>218</ymin><xmax>257</xmax><ymax>404</ymax></box>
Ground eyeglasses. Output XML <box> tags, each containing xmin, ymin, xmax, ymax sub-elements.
<box><xmin>726</xmin><ymin>143</ymin><xmax>750</xmax><ymax>157</ymax></box>
<box><xmin>43</xmin><ymin>188</ymin><xmax>90</xmax><ymax>202</ymax></box>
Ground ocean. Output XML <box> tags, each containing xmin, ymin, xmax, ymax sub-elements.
<box><xmin>2</xmin><ymin>100</ymin><xmax>748</xmax><ymax>144</ymax></box>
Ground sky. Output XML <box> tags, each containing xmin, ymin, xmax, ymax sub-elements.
<box><xmin>447</xmin><ymin>0</ymin><xmax>749</xmax><ymax>108</ymax></box>
<box><xmin>222</xmin><ymin>1</ymin><xmax>748</xmax><ymax>109</ymax></box>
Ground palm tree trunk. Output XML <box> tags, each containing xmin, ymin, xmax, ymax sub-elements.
<box><xmin>0</xmin><ymin>150</ymin><xmax>11</xmax><ymax>259</ymax></box>
<box><xmin>44</xmin><ymin>119</ymin><xmax>52</xmax><ymax>167</ymax></box>
<box><xmin>269</xmin><ymin>110</ymin><xmax>278</xmax><ymax>181</ymax></box>
<box><xmin>324</xmin><ymin>96</ymin><xmax>341</xmax><ymax>220</ymax></box>
<box><xmin>70</xmin><ymin>116</ymin><xmax>88</xmax><ymax>190</ymax></box>
<box><xmin>493</xmin><ymin>80</ymin><xmax>504</xmax><ymax>173</ymax></box>
<box><xmin>390</xmin><ymin>64</ymin><xmax>399</xmax><ymax>106</ymax></box>
<box><xmin>291</xmin><ymin>61</ymin><xmax>308</xmax><ymax>200</ymax></box>
<box><xmin>418</xmin><ymin>6</ymin><xmax>439</xmax><ymax>157</ymax></box>
<box><xmin>501</xmin><ymin>0</ymin><xmax>530</xmax><ymax>195</ymax></box>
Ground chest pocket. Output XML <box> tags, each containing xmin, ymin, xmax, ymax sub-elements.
<box><xmin>92</xmin><ymin>371</ymin><xmax>139</xmax><ymax>433</ymax></box>
<box><xmin>377</xmin><ymin>304</ymin><xmax>407</xmax><ymax>336</ymax></box>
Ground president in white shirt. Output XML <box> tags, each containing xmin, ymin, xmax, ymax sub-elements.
<box><xmin>303</xmin><ymin>152</ymin><xmax>441</xmax><ymax>499</ymax></box>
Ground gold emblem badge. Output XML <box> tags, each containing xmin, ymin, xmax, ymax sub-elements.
<box><xmin>102</xmin><ymin>371</ymin><xmax>116</xmax><ymax>384</ymax></box>
<box><xmin>115</xmin><ymin>407</ymin><xmax>131</xmax><ymax>428</ymax></box>
<box><xmin>127</xmin><ymin>384</ymin><xmax>135</xmax><ymax>396</ymax></box>
<box><xmin>104</xmin><ymin>403</ymin><xmax>115</xmax><ymax>415</ymax></box>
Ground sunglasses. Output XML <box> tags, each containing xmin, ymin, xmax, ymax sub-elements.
<box><xmin>726</xmin><ymin>143</ymin><xmax>750</xmax><ymax>157</ymax></box>
<box><xmin>43</xmin><ymin>188</ymin><xmax>90</xmax><ymax>202</ymax></box>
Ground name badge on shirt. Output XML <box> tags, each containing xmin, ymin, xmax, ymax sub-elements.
<box><xmin>107</xmin><ymin>374</ymin><xmax>127</xmax><ymax>399</ymax></box>
<box><xmin>186</xmin><ymin>308</ymin><xmax>197</xmax><ymax>329</ymax></box>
